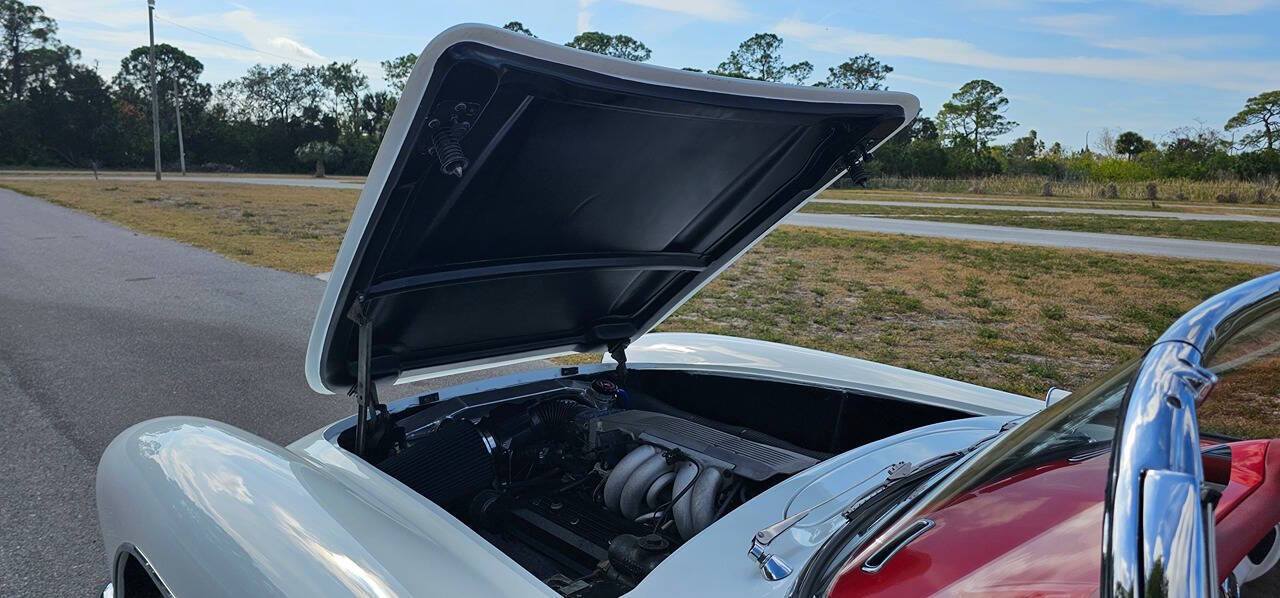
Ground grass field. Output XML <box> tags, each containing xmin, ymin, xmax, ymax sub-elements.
<box><xmin>1</xmin><ymin>179</ymin><xmax>357</xmax><ymax>274</ymax></box>
<box><xmin>856</xmin><ymin>175</ymin><xmax>1279</xmax><ymax>204</ymax></box>
<box><xmin>657</xmin><ymin>227</ymin><xmax>1272</xmax><ymax>437</ymax></box>
<box><xmin>5</xmin><ymin>178</ymin><xmax>1275</xmax><ymax>437</ymax></box>
<box><xmin>802</xmin><ymin>201</ymin><xmax>1280</xmax><ymax>246</ymax></box>
<box><xmin>0</xmin><ymin>169</ymin><xmax>367</xmax><ymax>181</ymax></box>
<box><xmin>821</xmin><ymin>187</ymin><xmax>1280</xmax><ymax>214</ymax></box>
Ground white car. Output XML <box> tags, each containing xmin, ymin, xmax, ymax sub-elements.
<box><xmin>96</xmin><ymin>24</ymin><xmax>1280</xmax><ymax>598</ymax></box>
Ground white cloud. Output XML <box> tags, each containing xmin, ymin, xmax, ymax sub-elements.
<box><xmin>962</xmin><ymin>0</ymin><xmax>1106</xmax><ymax>8</ymax></box>
<box><xmin>886</xmin><ymin>72</ymin><xmax>959</xmax><ymax>89</ymax></box>
<box><xmin>38</xmin><ymin>0</ymin><xmax>139</xmax><ymax>29</ymax></box>
<box><xmin>578</xmin><ymin>0</ymin><xmax>598</xmax><ymax>32</ymax></box>
<box><xmin>1021</xmin><ymin>12</ymin><xmax>1261</xmax><ymax>55</ymax></box>
<box><xmin>618</xmin><ymin>0</ymin><xmax>750</xmax><ymax>22</ymax></box>
<box><xmin>1092</xmin><ymin>35</ymin><xmax>1261</xmax><ymax>54</ymax></box>
<box><xmin>169</xmin><ymin>8</ymin><xmax>327</xmax><ymax>64</ymax></box>
<box><xmin>774</xmin><ymin>18</ymin><xmax>1280</xmax><ymax>92</ymax></box>
<box><xmin>1139</xmin><ymin>0</ymin><xmax>1278</xmax><ymax>15</ymax></box>
<box><xmin>35</xmin><ymin>1</ymin><xmax>327</xmax><ymax>71</ymax></box>
<box><xmin>1022</xmin><ymin>12</ymin><xmax>1114</xmax><ymax>35</ymax></box>
<box><xmin>267</xmin><ymin>37</ymin><xmax>325</xmax><ymax>62</ymax></box>
<box><xmin>76</xmin><ymin>28</ymin><xmax>263</xmax><ymax>62</ymax></box>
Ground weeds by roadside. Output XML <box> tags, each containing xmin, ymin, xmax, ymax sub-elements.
<box><xmin>849</xmin><ymin>175</ymin><xmax>1278</xmax><ymax>204</ymax></box>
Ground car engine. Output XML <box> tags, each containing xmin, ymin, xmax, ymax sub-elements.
<box><xmin>374</xmin><ymin>379</ymin><xmax>821</xmax><ymax>597</ymax></box>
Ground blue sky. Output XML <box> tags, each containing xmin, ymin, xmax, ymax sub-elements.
<box><xmin>39</xmin><ymin>0</ymin><xmax>1280</xmax><ymax>151</ymax></box>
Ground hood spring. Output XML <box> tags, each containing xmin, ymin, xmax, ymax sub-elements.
<box><xmin>426</xmin><ymin>102</ymin><xmax>477</xmax><ymax>177</ymax></box>
<box><xmin>429</xmin><ymin>122</ymin><xmax>468</xmax><ymax>177</ymax></box>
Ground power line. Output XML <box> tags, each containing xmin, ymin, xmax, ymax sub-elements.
<box><xmin>151</xmin><ymin>12</ymin><xmax>318</xmax><ymax>66</ymax></box>
<box><xmin>46</xmin><ymin>7</ymin><xmax>317</xmax><ymax>67</ymax></box>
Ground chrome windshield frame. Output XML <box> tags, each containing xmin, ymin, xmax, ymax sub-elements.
<box><xmin>1102</xmin><ymin>271</ymin><xmax>1280</xmax><ymax>597</ymax></box>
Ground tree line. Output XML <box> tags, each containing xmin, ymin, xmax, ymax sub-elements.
<box><xmin>873</xmin><ymin>85</ymin><xmax>1280</xmax><ymax>183</ymax></box>
<box><xmin>2</xmin><ymin>2</ymin><xmax>1278</xmax><ymax>182</ymax></box>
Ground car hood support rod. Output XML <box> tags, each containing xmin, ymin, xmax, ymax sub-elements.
<box><xmin>347</xmin><ymin>293</ymin><xmax>391</xmax><ymax>458</ymax></box>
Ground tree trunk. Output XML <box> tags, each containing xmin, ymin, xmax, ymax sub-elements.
<box><xmin>314</xmin><ymin>159</ymin><xmax>325</xmax><ymax>178</ymax></box>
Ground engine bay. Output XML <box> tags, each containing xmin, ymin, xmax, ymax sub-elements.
<box><xmin>356</xmin><ymin>371</ymin><xmax>971</xmax><ymax>597</ymax></box>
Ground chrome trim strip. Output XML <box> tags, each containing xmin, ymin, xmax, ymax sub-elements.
<box><xmin>860</xmin><ymin>518</ymin><xmax>935</xmax><ymax>573</ymax></box>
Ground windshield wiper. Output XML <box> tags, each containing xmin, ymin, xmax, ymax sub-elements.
<box><xmin>839</xmin><ymin>451</ymin><xmax>964</xmax><ymax>521</ymax></box>
<box><xmin>1040</xmin><ymin>432</ymin><xmax>1111</xmax><ymax>457</ymax></box>
<box><xmin>747</xmin><ymin>452</ymin><xmax>963</xmax><ymax>581</ymax></box>
<box><xmin>745</xmin><ymin>420</ymin><xmax>1020</xmax><ymax>581</ymax></box>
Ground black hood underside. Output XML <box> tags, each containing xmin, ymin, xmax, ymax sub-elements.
<box><xmin>314</xmin><ymin>32</ymin><xmax>909</xmax><ymax>391</ymax></box>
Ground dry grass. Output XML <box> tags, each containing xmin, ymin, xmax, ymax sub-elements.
<box><xmin>1198</xmin><ymin>312</ymin><xmax>1280</xmax><ymax>439</ymax></box>
<box><xmin>659</xmin><ymin>228</ymin><xmax>1274</xmax><ymax>435</ymax></box>
<box><xmin>0</xmin><ymin>169</ymin><xmax>366</xmax><ymax>181</ymax></box>
<box><xmin>821</xmin><ymin>188</ymin><xmax>1280</xmax><ymax>215</ymax></box>
<box><xmin>0</xmin><ymin>179</ymin><xmax>359</xmax><ymax>275</ymax></box>
<box><xmin>802</xmin><ymin>201</ymin><xmax>1280</xmax><ymax>246</ymax></box>
<box><xmin>855</xmin><ymin>175</ymin><xmax>1279</xmax><ymax>204</ymax></box>
<box><xmin>6</xmin><ymin>179</ymin><xmax>1276</xmax><ymax>436</ymax></box>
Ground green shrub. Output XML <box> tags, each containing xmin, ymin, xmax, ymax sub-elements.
<box><xmin>1091</xmin><ymin>158</ymin><xmax>1159</xmax><ymax>182</ymax></box>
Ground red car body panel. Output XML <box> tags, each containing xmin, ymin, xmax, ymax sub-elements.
<box><xmin>1213</xmin><ymin>440</ymin><xmax>1280</xmax><ymax>577</ymax></box>
<box><xmin>827</xmin><ymin>440</ymin><xmax>1280</xmax><ymax>597</ymax></box>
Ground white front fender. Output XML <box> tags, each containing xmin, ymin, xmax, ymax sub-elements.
<box><xmin>96</xmin><ymin>416</ymin><xmax>554</xmax><ymax>597</ymax></box>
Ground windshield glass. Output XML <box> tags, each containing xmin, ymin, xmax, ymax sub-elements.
<box><xmin>820</xmin><ymin>303</ymin><xmax>1280</xmax><ymax>593</ymax></box>
<box><xmin>914</xmin><ymin>355</ymin><xmax>1136</xmax><ymax>510</ymax></box>
<box><xmin>1199</xmin><ymin>308</ymin><xmax>1280</xmax><ymax>439</ymax></box>
<box><xmin>809</xmin><ymin>358</ymin><xmax>1138</xmax><ymax>588</ymax></box>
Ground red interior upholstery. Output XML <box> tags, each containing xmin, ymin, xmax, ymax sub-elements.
<box><xmin>1213</xmin><ymin>440</ymin><xmax>1280</xmax><ymax>577</ymax></box>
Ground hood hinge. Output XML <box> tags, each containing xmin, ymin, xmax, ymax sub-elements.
<box><xmin>608</xmin><ymin>339</ymin><xmax>630</xmax><ymax>385</ymax></box>
<box><xmin>346</xmin><ymin>294</ymin><xmax>396</xmax><ymax>459</ymax></box>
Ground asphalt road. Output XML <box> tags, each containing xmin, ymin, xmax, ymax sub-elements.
<box><xmin>0</xmin><ymin>189</ymin><xmax>545</xmax><ymax>596</ymax></box>
<box><xmin>784</xmin><ymin>212</ymin><xmax>1280</xmax><ymax>267</ymax></box>
<box><xmin>809</xmin><ymin>198</ymin><xmax>1280</xmax><ymax>223</ymax></box>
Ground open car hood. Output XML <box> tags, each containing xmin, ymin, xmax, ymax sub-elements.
<box><xmin>306</xmin><ymin>24</ymin><xmax>918</xmax><ymax>394</ymax></box>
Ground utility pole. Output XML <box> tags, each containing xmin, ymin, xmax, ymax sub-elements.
<box><xmin>147</xmin><ymin>0</ymin><xmax>162</xmax><ymax>180</ymax></box>
<box><xmin>173</xmin><ymin>76</ymin><xmax>186</xmax><ymax>175</ymax></box>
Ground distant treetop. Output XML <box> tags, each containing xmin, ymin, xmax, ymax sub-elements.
<box><xmin>566</xmin><ymin>32</ymin><xmax>651</xmax><ymax>62</ymax></box>
<box><xmin>502</xmin><ymin>21</ymin><xmax>535</xmax><ymax>37</ymax></box>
